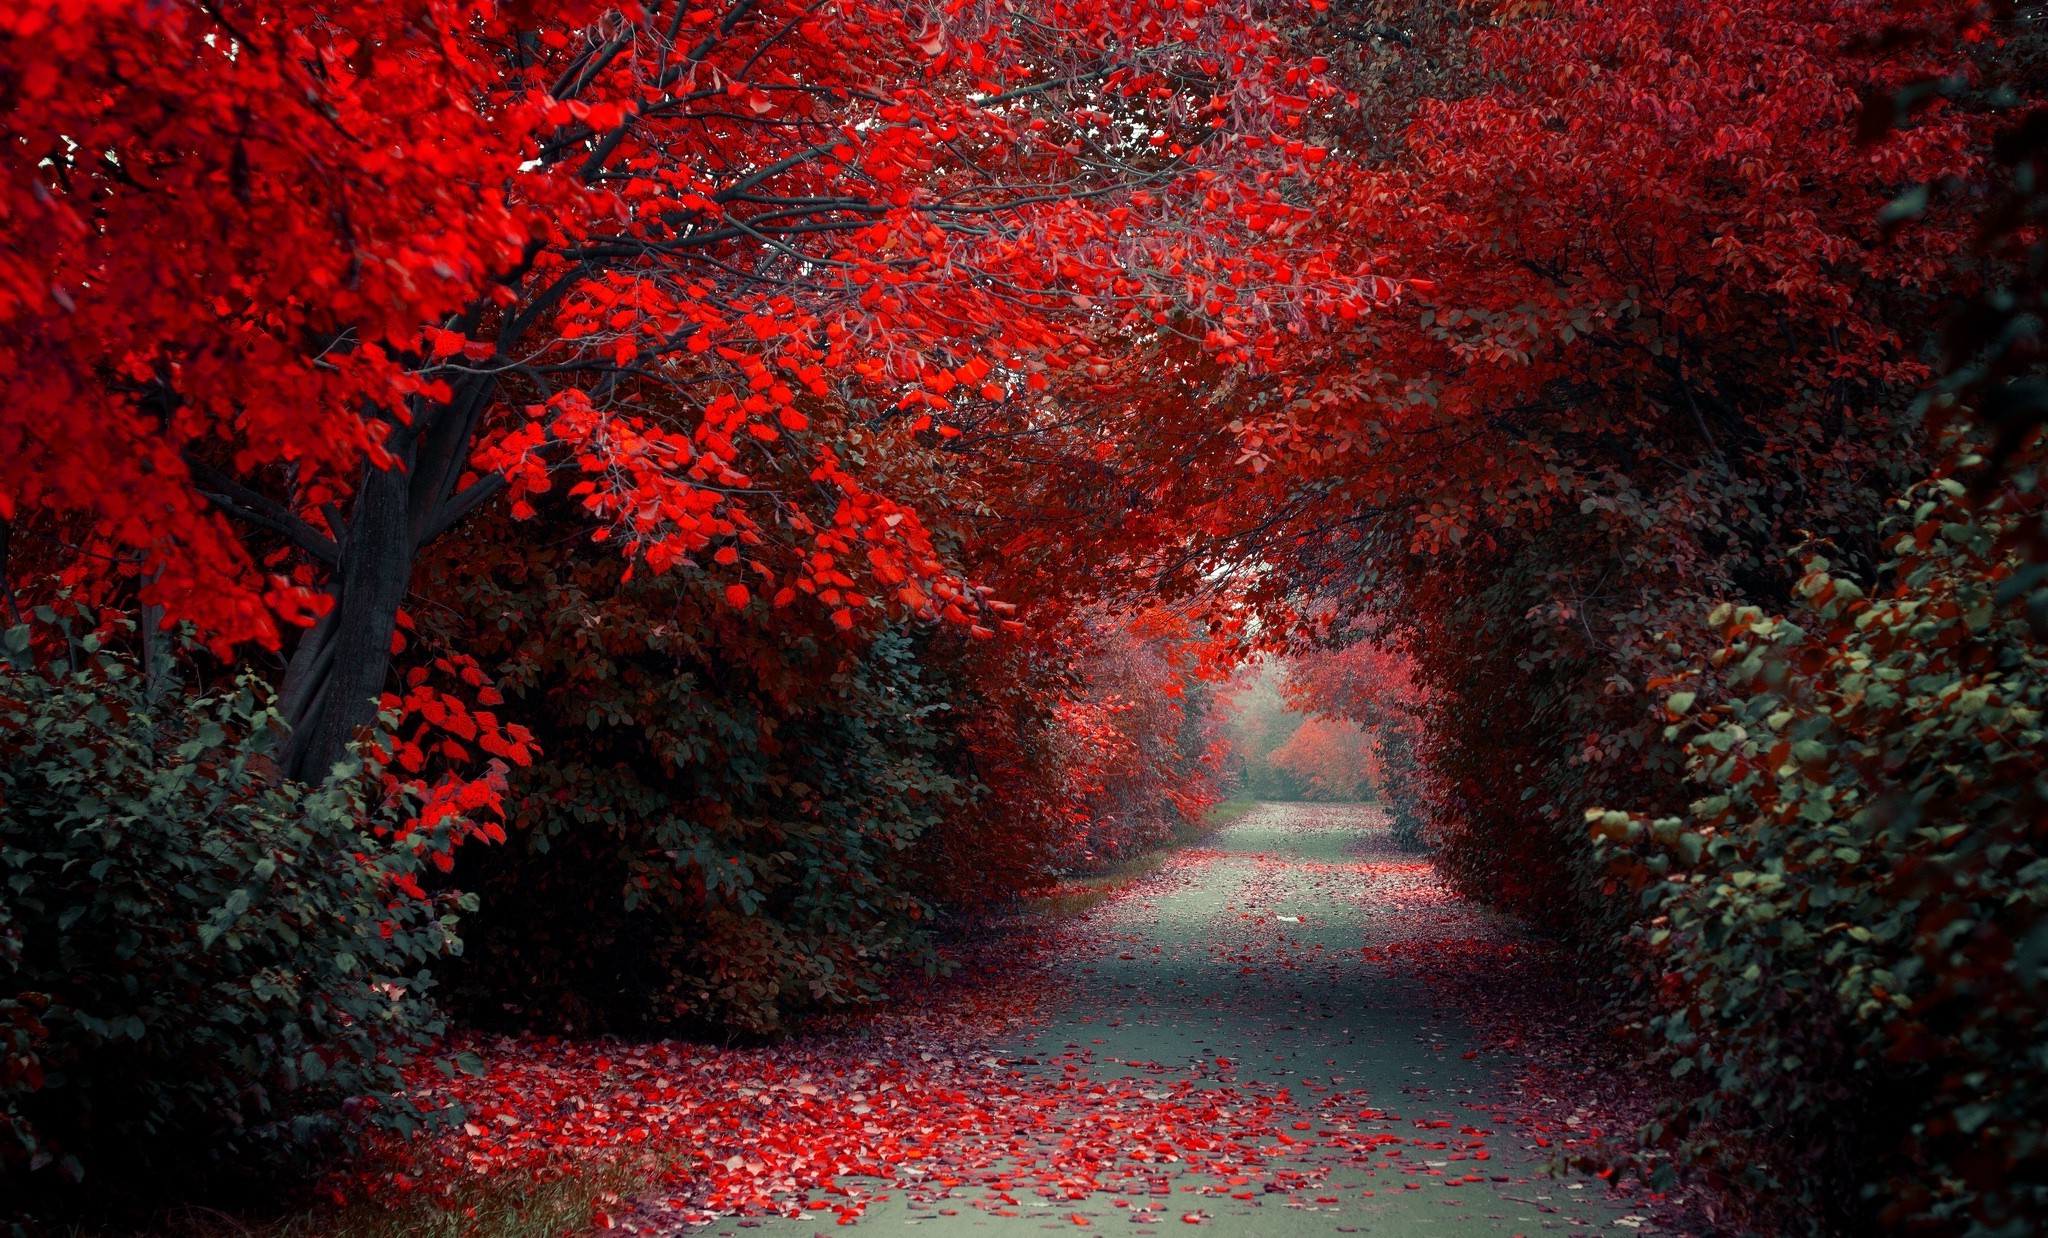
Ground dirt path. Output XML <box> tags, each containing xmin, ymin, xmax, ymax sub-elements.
<box><xmin>643</xmin><ymin>803</ymin><xmax>1665</xmax><ymax>1237</ymax></box>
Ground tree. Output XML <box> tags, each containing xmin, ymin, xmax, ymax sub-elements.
<box><xmin>2</xmin><ymin>0</ymin><xmax>1359</xmax><ymax>783</ymax></box>
<box><xmin>1282</xmin><ymin>642</ymin><xmax>1431</xmax><ymax>840</ymax></box>
<box><xmin>413</xmin><ymin>499</ymin><xmax>967</xmax><ymax>1034</ymax></box>
<box><xmin>1265</xmin><ymin>715</ymin><xmax>1374</xmax><ymax>800</ymax></box>
<box><xmin>1070</xmin><ymin>0</ymin><xmax>1986</xmax><ymax>914</ymax></box>
<box><xmin>1</xmin><ymin>0</ymin><xmax>542</xmax><ymax>648</ymax></box>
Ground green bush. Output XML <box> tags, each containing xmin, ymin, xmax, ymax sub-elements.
<box><xmin>0</xmin><ymin>623</ymin><xmax>468</xmax><ymax>1198</ymax></box>
<box><xmin>1595</xmin><ymin>479</ymin><xmax>2048</xmax><ymax>1235</ymax></box>
<box><xmin>420</xmin><ymin>531</ymin><xmax>967</xmax><ymax>1036</ymax></box>
<box><xmin>1371</xmin><ymin>719</ymin><xmax>1431</xmax><ymax>851</ymax></box>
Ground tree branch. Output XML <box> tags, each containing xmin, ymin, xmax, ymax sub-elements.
<box><xmin>419</xmin><ymin>473</ymin><xmax>507</xmax><ymax>547</ymax></box>
<box><xmin>184</xmin><ymin>456</ymin><xmax>340</xmax><ymax>564</ymax></box>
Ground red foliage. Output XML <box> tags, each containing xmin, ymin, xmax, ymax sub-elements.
<box><xmin>938</xmin><ymin>606</ymin><xmax>1231</xmax><ymax>897</ymax></box>
<box><xmin>5</xmin><ymin>0</ymin><xmax>2031</xmax><ymax>1224</ymax></box>
<box><xmin>1089</xmin><ymin>0</ymin><xmax>1991</xmax><ymax>909</ymax></box>
<box><xmin>0</xmin><ymin>0</ymin><xmax>1361</xmax><ymax>640</ymax></box>
<box><xmin>334</xmin><ymin>835</ymin><xmax>1589</xmax><ymax>1232</ymax></box>
<box><xmin>1265</xmin><ymin>717</ymin><xmax>1375</xmax><ymax>801</ymax></box>
<box><xmin>1282</xmin><ymin>645</ymin><xmax>1423</xmax><ymax>725</ymax></box>
<box><xmin>334</xmin><ymin>894</ymin><xmax>1340</xmax><ymax>1227</ymax></box>
<box><xmin>0</xmin><ymin>0</ymin><xmax>1378</xmax><ymax>815</ymax></box>
<box><xmin>373</xmin><ymin>647</ymin><xmax>537</xmax><ymax>863</ymax></box>
<box><xmin>1</xmin><ymin>0</ymin><xmax>546</xmax><ymax>642</ymax></box>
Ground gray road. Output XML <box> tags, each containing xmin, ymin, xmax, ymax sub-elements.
<box><xmin>705</xmin><ymin>803</ymin><xmax>1653</xmax><ymax>1238</ymax></box>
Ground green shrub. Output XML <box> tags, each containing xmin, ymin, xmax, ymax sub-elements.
<box><xmin>420</xmin><ymin>532</ymin><xmax>967</xmax><ymax>1036</ymax></box>
<box><xmin>0</xmin><ymin>623</ymin><xmax>468</xmax><ymax>1198</ymax></box>
<box><xmin>1595</xmin><ymin>479</ymin><xmax>2048</xmax><ymax>1235</ymax></box>
<box><xmin>1372</xmin><ymin>719</ymin><xmax>1431</xmax><ymax>851</ymax></box>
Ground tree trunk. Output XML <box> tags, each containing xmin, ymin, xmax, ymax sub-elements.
<box><xmin>277</xmin><ymin>460</ymin><xmax>415</xmax><ymax>781</ymax></box>
<box><xmin>276</xmin><ymin>374</ymin><xmax>503</xmax><ymax>783</ymax></box>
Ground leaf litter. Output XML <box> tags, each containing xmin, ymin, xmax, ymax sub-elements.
<box><xmin>335</xmin><ymin>804</ymin><xmax>1718</xmax><ymax>1235</ymax></box>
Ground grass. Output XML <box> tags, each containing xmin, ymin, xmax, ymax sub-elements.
<box><xmin>1018</xmin><ymin>851</ymin><xmax>1173</xmax><ymax>919</ymax></box>
<box><xmin>1018</xmin><ymin>798</ymin><xmax>1255</xmax><ymax>920</ymax></box>
<box><xmin>1204</xmin><ymin>798</ymin><xmax>1258</xmax><ymax>830</ymax></box>
<box><xmin>108</xmin><ymin>1154</ymin><xmax>666</xmax><ymax>1238</ymax></box>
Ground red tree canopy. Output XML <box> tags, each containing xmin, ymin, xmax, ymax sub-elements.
<box><xmin>1</xmin><ymin>0</ymin><xmax>1364</xmax><ymax>648</ymax></box>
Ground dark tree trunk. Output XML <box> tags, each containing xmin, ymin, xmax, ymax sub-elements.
<box><xmin>277</xmin><ymin>461</ymin><xmax>414</xmax><ymax>781</ymax></box>
<box><xmin>276</xmin><ymin>374</ymin><xmax>505</xmax><ymax>783</ymax></box>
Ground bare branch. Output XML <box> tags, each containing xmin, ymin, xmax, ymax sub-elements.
<box><xmin>184</xmin><ymin>456</ymin><xmax>340</xmax><ymax>564</ymax></box>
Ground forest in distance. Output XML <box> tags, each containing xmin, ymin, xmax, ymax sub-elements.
<box><xmin>2</xmin><ymin>0</ymin><xmax>2045</xmax><ymax>1236</ymax></box>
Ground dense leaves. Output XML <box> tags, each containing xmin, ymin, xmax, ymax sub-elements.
<box><xmin>0</xmin><ymin>0</ymin><xmax>537</xmax><ymax>643</ymax></box>
<box><xmin>414</xmin><ymin>511</ymin><xmax>965</xmax><ymax>1034</ymax></box>
<box><xmin>1595</xmin><ymin>478</ymin><xmax>2048</xmax><ymax>1234</ymax></box>
<box><xmin>0</xmin><ymin>626</ymin><xmax>468</xmax><ymax>1195</ymax></box>
<box><xmin>0</xmin><ymin>0</ymin><xmax>1366</xmax><ymax>787</ymax></box>
<box><xmin>1225</xmin><ymin>0</ymin><xmax>1983</xmax><ymax>917</ymax></box>
<box><xmin>6</xmin><ymin>0</ymin><xmax>2048</xmax><ymax>1230</ymax></box>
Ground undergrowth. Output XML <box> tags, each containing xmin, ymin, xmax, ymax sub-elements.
<box><xmin>82</xmin><ymin>1155</ymin><xmax>666</xmax><ymax>1238</ymax></box>
<box><xmin>1018</xmin><ymin>797</ymin><xmax>1256</xmax><ymax>919</ymax></box>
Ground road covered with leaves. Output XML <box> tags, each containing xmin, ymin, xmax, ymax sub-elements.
<box><xmin>356</xmin><ymin>804</ymin><xmax>1699</xmax><ymax>1236</ymax></box>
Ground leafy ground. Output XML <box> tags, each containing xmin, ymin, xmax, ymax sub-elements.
<box><xmin>338</xmin><ymin>803</ymin><xmax>1712</xmax><ymax>1237</ymax></box>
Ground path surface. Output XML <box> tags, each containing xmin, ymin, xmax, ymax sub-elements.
<box><xmin>687</xmin><ymin>803</ymin><xmax>1656</xmax><ymax>1237</ymax></box>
